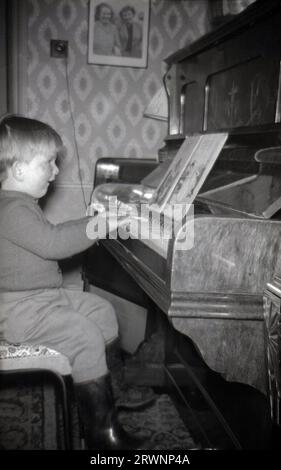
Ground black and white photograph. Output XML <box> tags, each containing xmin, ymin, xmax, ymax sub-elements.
<box><xmin>0</xmin><ymin>0</ymin><xmax>280</xmax><ymax>461</ymax></box>
<box><xmin>88</xmin><ymin>0</ymin><xmax>150</xmax><ymax>67</ymax></box>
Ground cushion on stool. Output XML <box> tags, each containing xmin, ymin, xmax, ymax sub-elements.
<box><xmin>0</xmin><ymin>341</ymin><xmax>72</xmax><ymax>376</ymax></box>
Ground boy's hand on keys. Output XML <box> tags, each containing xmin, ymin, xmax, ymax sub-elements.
<box><xmin>86</xmin><ymin>210</ymin><xmax>132</xmax><ymax>240</ymax></box>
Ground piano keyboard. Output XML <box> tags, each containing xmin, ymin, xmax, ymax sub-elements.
<box><xmin>118</xmin><ymin>212</ymin><xmax>173</xmax><ymax>259</ymax></box>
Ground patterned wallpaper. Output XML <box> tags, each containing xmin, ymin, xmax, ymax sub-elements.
<box><xmin>26</xmin><ymin>0</ymin><xmax>211</xmax><ymax>190</ymax></box>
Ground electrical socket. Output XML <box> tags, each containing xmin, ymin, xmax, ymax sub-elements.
<box><xmin>50</xmin><ymin>40</ymin><xmax>68</xmax><ymax>58</ymax></box>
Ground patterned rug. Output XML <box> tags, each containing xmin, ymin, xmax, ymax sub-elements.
<box><xmin>0</xmin><ymin>383</ymin><xmax>57</xmax><ymax>450</ymax></box>
<box><xmin>119</xmin><ymin>393</ymin><xmax>196</xmax><ymax>450</ymax></box>
<box><xmin>0</xmin><ymin>380</ymin><xmax>196</xmax><ymax>450</ymax></box>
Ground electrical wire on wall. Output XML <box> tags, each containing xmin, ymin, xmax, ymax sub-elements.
<box><xmin>64</xmin><ymin>56</ymin><xmax>88</xmax><ymax>210</ymax></box>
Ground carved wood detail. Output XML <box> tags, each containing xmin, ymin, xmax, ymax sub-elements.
<box><xmin>263</xmin><ymin>275</ymin><xmax>281</xmax><ymax>425</ymax></box>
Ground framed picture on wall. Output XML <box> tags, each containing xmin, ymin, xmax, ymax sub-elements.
<box><xmin>88</xmin><ymin>0</ymin><xmax>150</xmax><ymax>68</ymax></box>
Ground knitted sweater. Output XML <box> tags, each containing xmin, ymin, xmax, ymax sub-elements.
<box><xmin>0</xmin><ymin>190</ymin><xmax>93</xmax><ymax>291</ymax></box>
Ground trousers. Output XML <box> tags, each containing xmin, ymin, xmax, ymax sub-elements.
<box><xmin>0</xmin><ymin>287</ymin><xmax>118</xmax><ymax>383</ymax></box>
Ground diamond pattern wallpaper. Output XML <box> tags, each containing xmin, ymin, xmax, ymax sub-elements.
<box><xmin>25</xmin><ymin>0</ymin><xmax>210</xmax><ymax>226</ymax></box>
<box><xmin>27</xmin><ymin>0</ymin><xmax>210</xmax><ymax>185</ymax></box>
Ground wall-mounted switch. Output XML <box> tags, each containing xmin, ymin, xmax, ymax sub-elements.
<box><xmin>50</xmin><ymin>40</ymin><xmax>68</xmax><ymax>58</ymax></box>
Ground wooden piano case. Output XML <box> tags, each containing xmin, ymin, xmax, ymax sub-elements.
<box><xmin>83</xmin><ymin>0</ymin><xmax>281</xmax><ymax>449</ymax></box>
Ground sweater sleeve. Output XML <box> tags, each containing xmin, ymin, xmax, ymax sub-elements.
<box><xmin>0</xmin><ymin>201</ymin><xmax>95</xmax><ymax>260</ymax></box>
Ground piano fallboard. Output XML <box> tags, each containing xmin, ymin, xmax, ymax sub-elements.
<box><xmin>103</xmin><ymin>238</ymin><xmax>170</xmax><ymax>314</ymax></box>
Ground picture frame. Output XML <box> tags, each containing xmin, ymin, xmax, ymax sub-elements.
<box><xmin>88</xmin><ymin>0</ymin><xmax>150</xmax><ymax>68</ymax></box>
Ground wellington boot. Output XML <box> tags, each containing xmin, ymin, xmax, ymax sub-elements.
<box><xmin>76</xmin><ymin>374</ymin><xmax>146</xmax><ymax>450</ymax></box>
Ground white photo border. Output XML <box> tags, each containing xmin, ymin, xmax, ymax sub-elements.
<box><xmin>88</xmin><ymin>0</ymin><xmax>150</xmax><ymax>68</ymax></box>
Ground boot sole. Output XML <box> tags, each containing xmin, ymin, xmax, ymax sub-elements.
<box><xmin>116</xmin><ymin>395</ymin><xmax>157</xmax><ymax>411</ymax></box>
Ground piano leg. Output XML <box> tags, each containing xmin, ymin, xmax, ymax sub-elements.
<box><xmin>263</xmin><ymin>277</ymin><xmax>281</xmax><ymax>448</ymax></box>
<box><xmin>165</xmin><ymin>328</ymin><xmax>271</xmax><ymax>449</ymax></box>
<box><xmin>123</xmin><ymin>306</ymin><xmax>271</xmax><ymax>449</ymax></box>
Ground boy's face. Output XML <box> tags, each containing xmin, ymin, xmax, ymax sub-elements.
<box><xmin>20</xmin><ymin>152</ymin><xmax>59</xmax><ymax>198</ymax></box>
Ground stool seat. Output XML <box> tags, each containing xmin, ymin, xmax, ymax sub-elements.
<box><xmin>0</xmin><ymin>341</ymin><xmax>72</xmax><ymax>375</ymax></box>
<box><xmin>0</xmin><ymin>340</ymin><xmax>76</xmax><ymax>449</ymax></box>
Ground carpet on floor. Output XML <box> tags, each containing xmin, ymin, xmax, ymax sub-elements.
<box><xmin>0</xmin><ymin>379</ymin><xmax>197</xmax><ymax>450</ymax></box>
<box><xmin>0</xmin><ymin>382</ymin><xmax>57</xmax><ymax>449</ymax></box>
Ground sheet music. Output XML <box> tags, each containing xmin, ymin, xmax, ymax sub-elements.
<box><xmin>153</xmin><ymin>135</ymin><xmax>202</xmax><ymax>212</ymax></box>
<box><xmin>151</xmin><ymin>132</ymin><xmax>228</xmax><ymax>215</ymax></box>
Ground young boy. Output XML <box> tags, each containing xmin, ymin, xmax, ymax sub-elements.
<box><xmin>0</xmin><ymin>114</ymin><xmax>143</xmax><ymax>450</ymax></box>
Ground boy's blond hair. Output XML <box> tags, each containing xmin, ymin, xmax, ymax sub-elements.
<box><xmin>0</xmin><ymin>114</ymin><xmax>63</xmax><ymax>182</ymax></box>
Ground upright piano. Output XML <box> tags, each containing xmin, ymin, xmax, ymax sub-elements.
<box><xmin>84</xmin><ymin>0</ymin><xmax>281</xmax><ymax>448</ymax></box>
